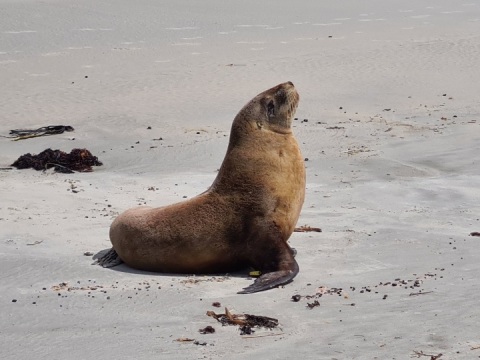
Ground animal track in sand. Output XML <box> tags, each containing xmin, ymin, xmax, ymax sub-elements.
<box><xmin>73</xmin><ymin>28</ymin><xmax>113</xmax><ymax>31</ymax></box>
<box><xmin>410</xmin><ymin>15</ymin><xmax>431</xmax><ymax>19</ymax></box>
<box><xmin>293</xmin><ymin>37</ymin><xmax>315</xmax><ymax>41</ymax></box>
<box><xmin>28</xmin><ymin>73</ymin><xmax>50</xmax><ymax>77</ymax></box>
<box><xmin>234</xmin><ymin>24</ymin><xmax>269</xmax><ymax>28</ymax></box>
<box><xmin>112</xmin><ymin>47</ymin><xmax>142</xmax><ymax>50</ymax></box>
<box><xmin>3</xmin><ymin>30</ymin><xmax>37</xmax><ymax>34</ymax></box>
<box><xmin>236</xmin><ymin>41</ymin><xmax>266</xmax><ymax>44</ymax></box>
<box><xmin>65</xmin><ymin>46</ymin><xmax>92</xmax><ymax>50</ymax></box>
<box><xmin>171</xmin><ymin>43</ymin><xmax>201</xmax><ymax>46</ymax></box>
<box><xmin>165</xmin><ymin>27</ymin><xmax>198</xmax><ymax>30</ymax></box>
<box><xmin>41</xmin><ymin>52</ymin><xmax>68</xmax><ymax>57</ymax></box>
<box><xmin>312</xmin><ymin>22</ymin><xmax>342</xmax><ymax>26</ymax></box>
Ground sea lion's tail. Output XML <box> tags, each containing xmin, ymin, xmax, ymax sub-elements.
<box><xmin>93</xmin><ymin>248</ymin><xmax>123</xmax><ymax>268</ymax></box>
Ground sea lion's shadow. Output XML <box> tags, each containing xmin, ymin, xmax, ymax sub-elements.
<box><xmin>93</xmin><ymin>248</ymin><xmax>250</xmax><ymax>279</ymax></box>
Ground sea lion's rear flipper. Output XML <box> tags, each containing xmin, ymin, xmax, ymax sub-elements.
<box><xmin>238</xmin><ymin>258</ymin><xmax>299</xmax><ymax>294</ymax></box>
<box><xmin>93</xmin><ymin>248</ymin><xmax>124</xmax><ymax>268</ymax></box>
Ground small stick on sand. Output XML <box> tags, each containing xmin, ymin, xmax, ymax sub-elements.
<box><xmin>27</xmin><ymin>240</ymin><xmax>44</xmax><ymax>246</ymax></box>
<box><xmin>411</xmin><ymin>350</ymin><xmax>443</xmax><ymax>359</ymax></box>
<box><xmin>409</xmin><ymin>291</ymin><xmax>433</xmax><ymax>296</ymax></box>
<box><xmin>294</xmin><ymin>225</ymin><xmax>322</xmax><ymax>233</ymax></box>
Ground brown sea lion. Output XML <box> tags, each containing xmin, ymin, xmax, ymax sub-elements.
<box><xmin>97</xmin><ymin>81</ymin><xmax>306</xmax><ymax>294</ymax></box>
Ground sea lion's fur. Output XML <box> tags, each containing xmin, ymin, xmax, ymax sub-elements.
<box><xmin>100</xmin><ymin>82</ymin><xmax>305</xmax><ymax>293</ymax></box>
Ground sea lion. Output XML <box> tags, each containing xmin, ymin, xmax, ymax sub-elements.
<box><xmin>98</xmin><ymin>81</ymin><xmax>305</xmax><ymax>294</ymax></box>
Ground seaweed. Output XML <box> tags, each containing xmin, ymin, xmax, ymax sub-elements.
<box><xmin>11</xmin><ymin>148</ymin><xmax>102</xmax><ymax>173</ymax></box>
<box><xmin>207</xmin><ymin>307</ymin><xmax>278</xmax><ymax>332</ymax></box>
<box><xmin>7</xmin><ymin>125</ymin><xmax>74</xmax><ymax>141</ymax></box>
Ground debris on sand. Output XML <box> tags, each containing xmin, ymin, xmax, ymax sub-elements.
<box><xmin>6</xmin><ymin>125</ymin><xmax>74</xmax><ymax>141</ymax></box>
<box><xmin>175</xmin><ymin>338</ymin><xmax>194</xmax><ymax>342</ymax></box>
<box><xmin>193</xmin><ymin>340</ymin><xmax>207</xmax><ymax>346</ymax></box>
<box><xmin>51</xmin><ymin>282</ymin><xmax>104</xmax><ymax>292</ymax></box>
<box><xmin>294</xmin><ymin>225</ymin><xmax>322</xmax><ymax>233</ymax></box>
<box><xmin>198</xmin><ymin>326</ymin><xmax>215</xmax><ymax>334</ymax></box>
<box><xmin>469</xmin><ymin>232</ymin><xmax>480</xmax><ymax>237</ymax></box>
<box><xmin>291</xmin><ymin>286</ymin><xmax>348</xmax><ymax>308</ymax></box>
<box><xmin>291</xmin><ymin>294</ymin><xmax>302</xmax><ymax>302</ymax></box>
<box><xmin>239</xmin><ymin>325</ymin><xmax>254</xmax><ymax>335</ymax></box>
<box><xmin>306</xmin><ymin>300</ymin><xmax>320</xmax><ymax>309</ymax></box>
<box><xmin>411</xmin><ymin>350</ymin><xmax>443</xmax><ymax>359</ymax></box>
<box><xmin>11</xmin><ymin>148</ymin><xmax>102</xmax><ymax>173</ymax></box>
<box><xmin>206</xmin><ymin>307</ymin><xmax>278</xmax><ymax>334</ymax></box>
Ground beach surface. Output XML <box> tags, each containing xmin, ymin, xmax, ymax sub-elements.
<box><xmin>1</xmin><ymin>1</ymin><xmax>479</xmax><ymax>359</ymax></box>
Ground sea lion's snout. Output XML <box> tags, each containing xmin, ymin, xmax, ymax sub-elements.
<box><xmin>279</xmin><ymin>81</ymin><xmax>299</xmax><ymax>105</ymax></box>
<box><xmin>259</xmin><ymin>82</ymin><xmax>299</xmax><ymax>131</ymax></box>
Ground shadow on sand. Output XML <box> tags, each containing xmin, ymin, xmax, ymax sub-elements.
<box><xmin>91</xmin><ymin>248</ymin><xmax>251</xmax><ymax>280</ymax></box>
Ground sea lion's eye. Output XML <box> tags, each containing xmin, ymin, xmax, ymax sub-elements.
<box><xmin>267</xmin><ymin>100</ymin><xmax>275</xmax><ymax>117</ymax></box>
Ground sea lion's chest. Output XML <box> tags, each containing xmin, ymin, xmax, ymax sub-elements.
<box><xmin>260</xmin><ymin>134</ymin><xmax>306</xmax><ymax>230</ymax></box>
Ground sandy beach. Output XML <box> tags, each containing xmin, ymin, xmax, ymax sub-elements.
<box><xmin>1</xmin><ymin>0</ymin><xmax>479</xmax><ymax>359</ymax></box>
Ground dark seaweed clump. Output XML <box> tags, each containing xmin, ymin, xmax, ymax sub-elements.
<box><xmin>11</xmin><ymin>148</ymin><xmax>102</xmax><ymax>173</ymax></box>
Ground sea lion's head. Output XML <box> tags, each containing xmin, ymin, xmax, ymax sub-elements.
<box><xmin>232</xmin><ymin>82</ymin><xmax>300</xmax><ymax>136</ymax></box>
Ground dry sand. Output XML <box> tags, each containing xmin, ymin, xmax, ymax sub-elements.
<box><xmin>1</xmin><ymin>0</ymin><xmax>479</xmax><ymax>359</ymax></box>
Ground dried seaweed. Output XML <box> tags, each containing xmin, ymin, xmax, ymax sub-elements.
<box><xmin>207</xmin><ymin>307</ymin><xmax>278</xmax><ymax>332</ymax></box>
<box><xmin>11</xmin><ymin>148</ymin><xmax>102</xmax><ymax>173</ymax></box>
<box><xmin>411</xmin><ymin>350</ymin><xmax>443</xmax><ymax>359</ymax></box>
<box><xmin>239</xmin><ymin>325</ymin><xmax>254</xmax><ymax>335</ymax></box>
<box><xmin>198</xmin><ymin>326</ymin><xmax>215</xmax><ymax>334</ymax></box>
<box><xmin>306</xmin><ymin>300</ymin><xmax>320</xmax><ymax>309</ymax></box>
<box><xmin>6</xmin><ymin>125</ymin><xmax>74</xmax><ymax>141</ymax></box>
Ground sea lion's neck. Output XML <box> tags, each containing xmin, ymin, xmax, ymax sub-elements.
<box><xmin>209</xmin><ymin>126</ymin><xmax>296</xmax><ymax>195</ymax></box>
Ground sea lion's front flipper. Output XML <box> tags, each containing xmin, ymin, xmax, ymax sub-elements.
<box><xmin>238</xmin><ymin>258</ymin><xmax>299</xmax><ymax>294</ymax></box>
<box><xmin>238</xmin><ymin>226</ymin><xmax>299</xmax><ymax>295</ymax></box>
<box><xmin>94</xmin><ymin>248</ymin><xmax>124</xmax><ymax>268</ymax></box>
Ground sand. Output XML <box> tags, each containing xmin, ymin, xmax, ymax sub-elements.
<box><xmin>1</xmin><ymin>0</ymin><xmax>479</xmax><ymax>359</ymax></box>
